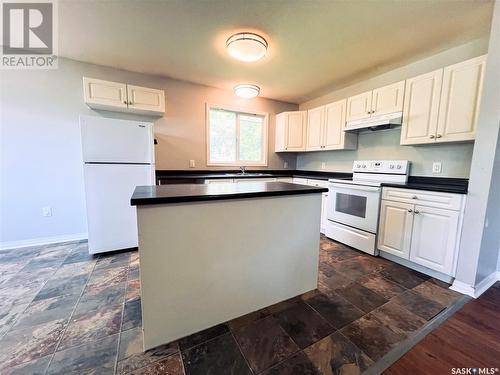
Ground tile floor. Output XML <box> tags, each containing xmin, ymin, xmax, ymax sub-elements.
<box><xmin>0</xmin><ymin>236</ymin><xmax>462</xmax><ymax>374</ymax></box>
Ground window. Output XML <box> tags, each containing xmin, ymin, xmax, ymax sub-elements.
<box><xmin>207</xmin><ymin>105</ymin><xmax>268</xmax><ymax>166</ymax></box>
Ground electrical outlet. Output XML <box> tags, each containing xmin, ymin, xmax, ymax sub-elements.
<box><xmin>189</xmin><ymin>160</ymin><xmax>196</xmax><ymax>168</ymax></box>
<box><xmin>42</xmin><ymin>206</ymin><xmax>52</xmax><ymax>217</ymax></box>
<box><xmin>283</xmin><ymin>161</ymin><xmax>288</xmax><ymax>169</ymax></box>
<box><xmin>321</xmin><ymin>162</ymin><xmax>326</xmax><ymax>170</ymax></box>
<box><xmin>432</xmin><ymin>162</ymin><xmax>442</xmax><ymax>174</ymax></box>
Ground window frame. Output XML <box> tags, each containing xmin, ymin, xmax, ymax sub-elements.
<box><xmin>205</xmin><ymin>103</ymin><xmax>269</xmax><ymax>167</ymax></box>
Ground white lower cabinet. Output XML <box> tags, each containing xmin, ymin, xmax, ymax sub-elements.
<box><xmin>378</xmin><ymin>187</ymin><xmax>465</xmax><ymax>276</ymax></box>
<box><xmin>320</xmin><ymin>193</ymin><xmax>328</xmax><ymax>234</ymax></box>
<box><xmin>409</xmin><ymin>205</ymin><xmax>459</xmax><ymax>275</ymax></box>
<box><xmin>378</xmin><ymin>200</ymin><xmax>414</xmax><ymax>259</ymax></box>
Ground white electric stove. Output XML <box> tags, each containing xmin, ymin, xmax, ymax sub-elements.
<box><xmin>326</xmin><ymin>160</ymin><xmax>410</xmax><ymax>255</ymax></box>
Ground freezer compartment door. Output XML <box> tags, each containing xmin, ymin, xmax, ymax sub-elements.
<box><xmin>84</xmin><ymin>163</ymin><xmax>155</xmax><ymax>254</ymax></box>
<box><xmin>80</xmin><ymin>116</ymin><xmax>154</xmax><ymax>164</ymax></box>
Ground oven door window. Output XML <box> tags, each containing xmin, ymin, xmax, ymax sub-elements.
<box><xmin>335</xmin><ymin>193</ymin><xmax>367</xmax><ymax>218</ymax></box>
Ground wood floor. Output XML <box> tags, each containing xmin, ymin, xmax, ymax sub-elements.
<box><xmin>385</xmin><ymin>281</ymin><xmax>500</xmax><ymax>374</ymax></box>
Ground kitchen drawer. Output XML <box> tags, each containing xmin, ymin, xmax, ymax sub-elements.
<box><xmin>233</xmin><ymin>178</ymin><xmax>277</xmax><ymax>183</ymax></box>
<box><xmin>382</xmin><ymin>187</ymin><xmax>463</xmax><ymax>211</ymax></box>
<box><xmin>307</xmin><ymin>179</ymin><xmax>329</xmax><ymax>188</ymax></box>
<box><xmin>204</xmin><ymin>179</ymin><xmax>234</xmax><ymax>184</ymax></box>
<box><xmin>276</xmin><ymin>177</ymin><xmax>294</xmax><ymax>183</ymax></box>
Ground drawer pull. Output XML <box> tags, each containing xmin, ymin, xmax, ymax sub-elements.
<box><xmin>414</xmin><ymin>210</ymin><xmax>420</xmax><ymax>214</ymax></box>
<box><xmin>412</xmin><ymin>195</ymin><xmax>418</xmax><ymax>199</ymax></box>
<box><xmin>408</xmin><ymin>209</ymin><xmax>413</xmax><ymax>213</ymax></box>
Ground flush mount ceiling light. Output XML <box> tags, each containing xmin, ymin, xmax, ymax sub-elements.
<box><xmin>234</xmin><ymin>84</ymin><xmax>260</xmax><ymax>99</ymax></box>
<box><xmin>226</xmin><ymin>32</ymin><xmax>268</xmax><ymax>62</ymax></box>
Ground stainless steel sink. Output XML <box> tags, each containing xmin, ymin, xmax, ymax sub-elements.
<box><xmin>222</xmin><ymin>173</ymin><xmax>272</xmax><ymax>177</ymax></box>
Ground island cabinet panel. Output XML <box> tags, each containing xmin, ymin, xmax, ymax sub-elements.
<box><xmin>136</xmin><ymin>193</ymin><xmax>321</xmax><ymax>350</ymax></box>
<box><xmin>436</xmin><ymin>55</ymin><xmax>486</xmax><ymax>143</ymax></box>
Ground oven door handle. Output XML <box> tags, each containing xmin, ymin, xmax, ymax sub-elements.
<box><xmin>330</xmin><ymin>183</ymin><xmax>381</xmax><ymax>192</ymax></box>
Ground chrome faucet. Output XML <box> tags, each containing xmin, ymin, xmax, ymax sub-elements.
<box><xmin>240</xmin><ymin>166</ymin><xmax>246</xmax><ymax>175</ymax></box>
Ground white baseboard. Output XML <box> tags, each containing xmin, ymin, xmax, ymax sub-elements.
<box><xmin>450</xmin><ymin>271</ymin><xmax>500</xmax><ymax>298</ymax></box>
<box><xmin>0</xmin><ymin>233</ymin><xmax>88</xmax><ymax>251</ymax></box>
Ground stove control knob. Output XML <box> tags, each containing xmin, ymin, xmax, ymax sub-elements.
<box><xmin>362</xmin><ymin>165</ymin><xmax>366</xmax><ymax>168</ymax></box>
<box><xmin>356</xmin><ymin>164</ymin><xmax>361</xmax><ymax>168</ymax></box>
<box><xmin>389</xmin><ymin>165</ymin><xmax>395</xmax><ymax>169</ymax></box>
<box><xmin>397</xmin><ymin>165</ymin><xmax>402</xmax><ymax>169</ymax></box>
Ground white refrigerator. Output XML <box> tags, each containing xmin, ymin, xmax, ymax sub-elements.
<box><xmin>80</xmin><ymin>116</ymin><xmax>155</xmax><ymax>254</ymax></box>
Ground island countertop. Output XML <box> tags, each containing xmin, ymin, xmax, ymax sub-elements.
<box><xmin>131</xmin><ymin>182</ymin><xmax>328</xmax><ymax>206</ymax></box>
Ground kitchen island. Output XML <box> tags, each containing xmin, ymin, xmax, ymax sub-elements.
<box><xmin>131</xmin><ymin>182</ymin><xmax>327</xmax><ymax>350</ymax></box>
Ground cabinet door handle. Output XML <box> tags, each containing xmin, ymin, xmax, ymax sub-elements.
<box><xmin>123</xmin><ymin>101</ymin><xmax>127</xmax><ymax>104</ymax></box>
<box><xmin>412</xmin><ymin>195</ymin><xmax>418</xmax><ymax>199</ymax></box>
<box><xmin>429</xmin><ymin>135</ymin><xmax>435</xmax><ymax>139</ymax></box>
<box><xmin>408</xmin><ymin>209</ymin><xmax>413</xmax><ymax>213</ymax></box>
<box><xmin>436</xmin><ymin>134</ymin><xmax>442</xmax><ymax>138</ymax></box>
<box><xmin>414</xmin><ymin>210</ymin><xmax>420</xmax><ymax>214</ymax></box>
<box><xmin>128</xmin><ymin>101</ymin><xmax>133</xmax><ymax>105</ymax></box>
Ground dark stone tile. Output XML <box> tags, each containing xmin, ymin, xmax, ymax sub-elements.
<box><xmin>20</xmin><ymin>252</ymin><xmax>66</xmax><ymax>272</ymax></box>
<box><xmin>1</xmin><ymin>354</ymin><xmax>51</xmax><ymax>375</ymax></box>
<box><xmin>0</xmin><ymin>302</ymin><xmax>29</xmax><ymax>336</ymax></box>
<box><xmin>34</xmin><ymin>274</ymin><xmax>88</xmax><ymax>301</ymax></box>
<box><xmin>58</xmin><ymin>303</ymin><xmax>122</xmax><ymax>350</ymax></box>
<box><xmin>330</xmin><ymin>256</ymin><xmax>390</xmax><ymax>280</ymax></box>
<box><xmin>129</xmin><ymin>353</ymin><xmax>184</xmax><ymax>375</ymax></box>
<box><xmin>391</xmin><ymin>290</ymin><xmax>445</xmax><ymax>321</ymax></box>
<box><xmin>95</xmin><ymin>252</ymin><xmax>130</xmax><ymax>270</ymax></box>
<box><xmin>318</xmin><ymin>264</ymin><xmax>353</xmax><ymax>292</ymax></box>
<box><xmin>75</xmin><ymin>282</ymin><xmax>126</xmax><ymax>315</ymax></box>
<box><xmin>335</xmin><ymin>282</ymin><xmax>388</xmax><ymax>313</ymax></box>
<box><xmin>117</xmin><ymin>326</ymin><xmax>179</xmax><ymax>374</ymax></box>
<box><xmin>129</xmin><ymin>265</ymin><xmax>140</xmax><ymax>280</ymax></box>
<box><xmin>178</xmin><ymin>323</ymin><xmax>229</xmax><ymax>351</ymax></box>
<box><xmin>122</xmin><ymin>297</ymin><xmax>142</xmax><ymax>331</ymax></box>
<box><xmin>379</xmin><ymin>263</ymin><xmax>430</xmax><ymax>289</ymax></box>
<box><xmin>50</xmin><ymin>261</ymin><xmax>95</xmax><ymax>280</ymax></box>
<box><xmin>274</xmin><ymin>301</ymin><xmax>334</xmax><ymax>349</ymax></box>
<box><xmin>265</xmin><ymin>296</ymin><xmax>301</xmax><ymax>315</ymax></box>
<box><xmin>304</xmin><ymin>331</ymin><xmax>373</xmax><ymax>374</ymax></box>
<box><xmin>370</xmin><ymin>300</ymin><xmax>426</xmax><ymax>337</ymax></box>
<box><xmin>340</xmin><ymin>314</ymin><xmax>406</xmax><ymax>361</ymax></box>
<box><xmin>87</xmin><ymin>266</ymin><xmax>128</xmax><ymax>288</ymax></box>
<box><xmin>413</xmin><ymin>280</ymin><xmax>461</xmax><ymax>307</ymax></box>
<box><xmin>233</xmin><ymin>316</ymin><xmax>299</xmax><ymax>373</ymax></box>
<box><xmin>63</xmin><ymin>247</ymin><xmax>95</xmax><ymax>265</ymax></box>
<box><xmin>13</xmin><ymin>293</ymin><xmax>79</xmax><ymax>329</ymax></box>
<box><xmin>47</xmin><ymin>333</ymin><xmax>118</xmax><ymax>374</ymax></box>
<box><xmin>0</xmin><ymin>318</ymin><xmax>68</xmax><ymax>369</ymax></box>
<box><xmin>182</xmin><ymin>333</ymin><xmax>251</xmax><ymax>375</ymax></box>
<box><xmin>126</xmin><ymin>279</ymin><xmax>141</xmax><ymax>302</ymax></box>
<box><xmin>357</xmin><ymin>273</ymin><xmax>407</xmax><ymax>299</ymax></box>
<box><xmin>263</xmin><ymin>351</ymin><xmax>320</xmax><ymax>375</ymax></box>
<box><xmin>228</xmin><ymin>308</ymin><xmax>269</xmax><ymax>331</ymax></box>
<box><xmin>305</xmin><ymin>292</ymin><xmax>364</xmax><ymax>329</ymax></box>
<box><xmin>0</xmin><ymin>272</ymin><xmax>53</xmax><ymax>306</ymax></box>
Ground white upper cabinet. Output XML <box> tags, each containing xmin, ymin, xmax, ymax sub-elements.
<box><xmin>83</xmin><ymin>77</ymin><xmax>165</xmax><ymax>116</ymax></box>
<box><xmin>345</xmin><ymin>80</ymin><xmax>405</xmax><ymax>126</ymax></box>
<box><xmin>346</xmin><ymin>91</ymin><xmax>372</xmax><ymax>122</ymax></box>
<box><xmin>127</xmin><ymin>85</ymin><xmax>165</xmax><ymax>115</ymax></box>
<box><xmin>323</xmin><ymin>99</ymin><xmax>357</xmax><ymax>150</ymax></box>
<box><xmin>371</xmin><ymin>81</ymin><xmax>405</xmax><ymax>116</ymax></box>
<box><xmin>275</xmin><ymin>111</ymin><xmax>307</xmax><ymax>152</ymax></box>
<box><xmin>436</xmin><ymin>55</ymin><xmax>486</xmax><ymax>143</ymax></box>
<box><xmin>304</xmin><ymin>99</ymin><xmax>357</xmax><ymax>152</ymax></box>
<box><xmin>83</xmin><ymin>77</ymin><xmax>128</xmax><ymax>110</ymax></box>
<box><xmin>400</xmin><ymin>55</ymin><xmax>486</xmax><ymax>145</ymax></box>
<box><xmin>400</xmin><ymin>69</ymin><xmax>443</xmax><ymax>145</ymax></box>
<box><xmin>306</xmin><ymin>106</ymin><xmax>325</xmax><ymax>151</ymax></box>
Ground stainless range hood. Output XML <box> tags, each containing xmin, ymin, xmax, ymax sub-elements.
<box><xmin>345</xmin><ymin>111</ymin><xmax>403</xmax><ymax>131</ymax></box>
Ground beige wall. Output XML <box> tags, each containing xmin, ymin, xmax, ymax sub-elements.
<box><xmin>297</xmin><ymin>38</ymin><xmax>489</xmax><ymax>177</ymax></box>
<box><xmin>1</xmin><ymin>57</ymin><xmax>296</xmax><ymax>244</ymax></box>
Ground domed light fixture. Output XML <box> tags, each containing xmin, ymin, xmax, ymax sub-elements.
<box><xmin>234</xmin><ymin>84</ymin><xmax>260</xmax><ymax>99</ymax></box>
<box><xmin>226</xmin><ymin>32</ymin><xmax>268</xmax><ymax>62</ymax></box>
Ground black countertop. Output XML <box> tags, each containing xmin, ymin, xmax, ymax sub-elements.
<box><xmin>155</xmin><ymin>170</ymin><xmax>469</xmax><ymax>194</ymax></box>
<box><xmin>131</xmin><ymin>182</ymin><xmax>328</xmax><ymax>206</ymax></box>
<box><xmin>381</xmin><ymin>176</ymin><xmax>469</xmax><ymax>194</ymax></box>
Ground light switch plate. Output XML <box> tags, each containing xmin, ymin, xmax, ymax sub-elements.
<box><xmin>432</xmin><ymin>162</ymin><xmax>442</xmax><ymax>174</ymax></box>
<box><xmin>42</xmin><ymin>206</ymin><xmax>52</xmax><ymax>217</ymax></box>
<box><xmin>321</xmin><ymin>162</ymin><xmax>326</xmax><ymax>170</ymax></box>
<box><xmin>283</xmin><ymin>161</ymin><xmax>288</xmax><ymax>169</ymax></box>
<box><xmin>189</xmin><ymin>160</ymin><xmax>196</xmax><ymax>168</ymax></box>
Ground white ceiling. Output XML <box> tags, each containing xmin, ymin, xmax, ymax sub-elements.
<box><xmin>59</xmin><ymin>0</ymin><xmax>494</xmax><ymax>104</ymax></box>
